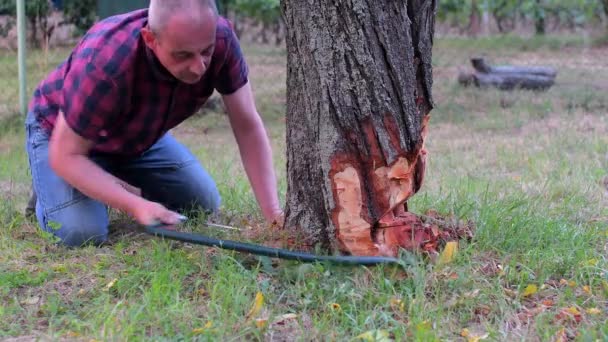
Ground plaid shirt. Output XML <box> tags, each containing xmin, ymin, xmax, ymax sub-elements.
<box><xmin>29</xmin><ymin>9</ymin><xmax>249</xmax><ymax>157</ymax></box>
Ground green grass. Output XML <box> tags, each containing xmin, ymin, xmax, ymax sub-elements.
<box><xmin>1</xmin><ymin>35</ymin><xmax>607</xmax><ymax>340</ymax></box>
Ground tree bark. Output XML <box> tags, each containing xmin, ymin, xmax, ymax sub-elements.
<box><xmin>281</xmin><ymin>0</ymin><xmax>436</xmax><ymax>256</ymax></box>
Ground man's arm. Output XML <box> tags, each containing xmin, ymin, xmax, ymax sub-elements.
<box><xmin>49</xmin><ymin>111</ymin><xmax>182</xmax><ymax>225</ymax></box>
<box><xmin>222</xmin><ymin>81</ymin><xmax>283</xmax><ymax>224</ymax></box>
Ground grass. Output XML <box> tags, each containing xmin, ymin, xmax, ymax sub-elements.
<box><xmin>1</xmin><ymin>34</ymin><xmax>607</xmax><ymax>340</ymax></box>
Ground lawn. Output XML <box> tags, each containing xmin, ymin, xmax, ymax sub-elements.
<box><xmin>0</xmin><ymin>35</ymin><xmax>607</xmax><ymax>340</ymax></box>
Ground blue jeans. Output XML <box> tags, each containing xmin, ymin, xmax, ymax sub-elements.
<box><xmin>25</xmin><ymin>112</ymin><xmax>221</xmax><ymax>247</ymax></box>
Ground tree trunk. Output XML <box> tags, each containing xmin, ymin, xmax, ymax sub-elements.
<box><xmin>468</xmin><ymin>0</ymin><xmax>481</xmax><ymax>37</ymax></box>
<box><xmin>602</xmin><ymin>0</ymin><xmax>608</xmax><ymax>32</ymax></box>
<box><xmin>533</xmin><ymin>0</ymin><xmax>545</xmax><ymax>35</ymax></box>
<box><xmin>281</xmin><ymin>0</ymin><xmax>436</xmax><ymax>257</ymax></box>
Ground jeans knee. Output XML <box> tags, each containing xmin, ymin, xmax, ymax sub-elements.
<box><xmin>53</xmin><ymin>222</ymin><xmax>109</xmax><ymax>247</ymax></box>
<box><xmin>184</xmin><ymin>185</ymin><xmax>221</xmax><ymax>214</ymax></box>
<box><xmin>41</xmin><ymin>204</ymin><xmax>109</xmax><ymax>247</ymax></box>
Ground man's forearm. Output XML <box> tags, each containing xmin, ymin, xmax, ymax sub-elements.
<box><xmin>49</xmin><ymin>153</ymin><xmax>142</xmax><ymax>214</ymax></box>
<box><xmin>236</xmin><ymin>124</ymin><xmax>281</xmax><ymax>221</ymax></box>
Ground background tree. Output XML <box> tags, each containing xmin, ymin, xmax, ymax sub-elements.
<box><xmin>62</xmin><ymin>0</ymin><xmax>97</xmax><ymax>36</ymax></box>
<box><xmin>281</xmin><ymin>0</ymin><xmax>436</xmax><ymax>256</ymax></box>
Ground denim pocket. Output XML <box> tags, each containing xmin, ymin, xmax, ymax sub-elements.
<box><xmin>26</xmin><ymin>121</ymin><xmax>50</xmax><ymax>150</ymax></box>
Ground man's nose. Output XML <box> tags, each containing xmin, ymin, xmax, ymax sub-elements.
<box><xmin>190</xmin><ymin>56</ymin><xmax>206</xmax><ymax>76</ymax></box>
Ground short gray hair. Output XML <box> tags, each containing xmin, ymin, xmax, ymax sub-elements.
<box><xmin>148</xmin><ymin>0</ymin><xmax>218</xmax><ymax>35</ymax></box>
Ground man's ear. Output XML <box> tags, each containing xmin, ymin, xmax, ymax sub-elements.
<box><xmin>141</xmin><ymin>26</ymin><xmax>157</xmax><ymax>49</ymax></box>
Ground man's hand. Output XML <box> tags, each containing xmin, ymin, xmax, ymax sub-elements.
<box><xmin>270</xmin><ymin>210</ymin><xmax>285</xmax><ymax>230</ymax></box>
<box><xmin>131</xmin><ymin>199</ymin><xmax>184</xmax><ymax>226</ymax></box>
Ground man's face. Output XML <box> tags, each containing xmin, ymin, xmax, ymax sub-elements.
<box><xmin>143</xmin><ymin>9</ymin><xmax>217</xmax><ymax>84</ymax></box>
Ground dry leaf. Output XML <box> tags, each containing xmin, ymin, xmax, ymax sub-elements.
<box><xmin>246</xmin><ymin>292</ymin><xmax>264</xmax><ymax>319</ymax></box>
<box><xmin>504</xmin><ymin>288</ymin><xmax>518</xmax><ymax>298</ymax></box>
<box><xmin>330</xmin><ymin>303</ymin><xmax>342</xmax><ymax>311</ymax></box>
<box><xmin>522</xmin><ymin>284</ymin><xmax>538</xmax><ymax>297</ymax></box>
<box><xmin>438</xmin><ymin>241</ymin><xmax>458</xmax><ymax>265</ymax></box>
<box><xmin>565</xmin><ymin>307</ymin><xmax>581</xmax><ymax>316</ymax></box>
<box><xmin>390</xmin><ymin>297</ymin><xmax>405</xmax><ymax>312</ymax></box>
<box><xmin>66</xmin><ymin>331</ymin><xmax>81</xmax><ymax>338</ymax></box>
<box><xmin>460</xmin><ymin>328</ymin><xmax>470</xmax><ymax>337</ymax></box>
<box><xmin>541</xmin><ymin>299</ymin><xmax>554</xmax><ymax>307</ymax></box>
<box><xmin>255</xmin><ymin>318</ymin><xmax>268</xmax><ymax>328</ymax></box>
<box><xmin>104</xmin><ymin>278</ymin><xmax>118</xmax><ymax>291</ymax></box>
<box><xmin>464</xmin><ymin>289</ymin><xmax>480</xmax><ymax>299</ymax></box>
<box><xmin>273</xmin><ymin>313</ymin><xmax>298</xmax><ymax>324</ymax></box>
<box><xmin>21</xmin><ymin>296</ymin><xmax>40</xmax><ymax>305</ymax></box>
<box><xmin>556</xmin><ymin>306</ymin><xmax>582</xmax><ymax>323</ymax></box>
<box><xmin>355</xmin><ymin>329</ymin><xmax>391</xmax><ymax>342</ymax></box>
<box><xmin>467</xmin><ymin>332</ymin><xmax>489</xmax><ymax>342</ymax></box>
<box><xmin>586</xmin><ymin>308</ymin><xmax>601</xmax><ymax>315</ymax></box>
<box><xmin>582</xmin><ymin>285</ymin><xmax>591</xmax><ymax>295</ymax></box>
<box><xmin>192</xmin><ymin>321</ymin><xmax>213</xmax><ymax>335</ymax></box>
<box><xmin>554</xmin><ymin>328</ymin><xmax>567</xmax><ymax>342</ymax></box>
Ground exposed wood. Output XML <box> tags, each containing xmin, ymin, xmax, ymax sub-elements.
<box><xmin>281</xmin><ymin>0</ymin><xmax>439</xmax><ymax>257</ymax></box>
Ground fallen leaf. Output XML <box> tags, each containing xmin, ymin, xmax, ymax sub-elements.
<box><xmin>192</xmin><ymin>321</ymin><xmax>213</xmax><ymax>335</ymax></box>
<box><xmin>474</xmin><ymin>305</ymin><xmax>491</xmax><ymax>316</ymax></box>
<box><xmin>582</xmin><ymin>285</ymin><xmax>592</xmax><ymax>295</ymax></box>
<box><xmin>460</xmin><ymin>328</ymin><xmax>470</xmax><ymax>337</ymax></box>
<box><xmin>504</xmin><ymin>288</ymin><xmax>518</xmax><ymax>298</ymax></box>
<box><xmin>255</xmin><ymin>318</ymin><xmax>268</xmax><ymax>328</ymax></box>
<box><xmin>390</xmin><ymin>297</ymin><xmax>405</xmax><ymax>312</ymax></box>
<box><xmin>355</xmin><ymin>329</ymin><xmax>391</xmax><ymax>342</ymax></box>
<box><xmin>586</xmin><ymin>308</ymin><xmax>601</xmax><ymax>315</ymax></box>
<box><xmin>330</xmin><ymin>303</ymin><xmax>342</xmax><ymax>312</ymax></box>
<box><xmin>568</xmin><ymin>280</ymin><xmax>577</xmax><ymax>288</ymax></box>
<box><xmin>522</xmin><ymin>284</ymin><xmax>538</xmax><ymax>297</ymax></box>
<box><xmin>541</xmin><ymin>299</ymin><xmax>554</xmax><ymax>307</ymax></box>
<box><xmin>273</xmin><ymin>313</ymin><xmax>298</xmax><ymax>324</ymax></box>
<box><xmin>565</xmin><ymin>307</ymin><xmax>581</xmax><ymax>316</ymax></box>
<box><xmin>467</xmin><ymin>332</ymin><xmax>489</xmax><ymax>342</ymax></box>
<box><xmin>437</xmin><ymin>241</ymin><xmax>458</xmax><ymax>265</ymax></box>
<box><xmin>246</xmin><ymin>292</ymin><xmax>264</xmax><ymax>319</ymax></box>
<box><xmin>555</xmin><ymin>306</ymin><xmax>582</xmax><ymax>323</ymax></box>
<box><xmin>21</xmin><ymin>296</ymin><xmax>40</xmax><ymax>305</ymax></box>
<box><xmin>104</xmin><ymin>278</ymin><xmax>118</xmax><ymax>291</ymax></box>
<box><xmin>554</xmin><ymin>328</ymin><xmax>567</xmax><ymax>342</ymax></box>
<box><xmin>465</xmin><ymin>289</ymin><xmax>480</xmax><ymax>298</ymax></box>
<box><xmin>65</xmin><ymin>331</ymin><xmax>81</xmax><ymax>338</ymax></box>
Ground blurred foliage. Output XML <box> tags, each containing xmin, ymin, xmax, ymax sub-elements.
<box><xmin>62</xmin><ymin>0</ymin><xmax>97</xmax><ymax>35</ymax></box>
<box><xmin>0</xmin><ymin>0</ymin><xmax>97</xmax><ymax>45</ymax></box>
<box><xmin>438</xmin><ymin>0</ymin><xmax>603</xmax><ymax>34</ymax></box>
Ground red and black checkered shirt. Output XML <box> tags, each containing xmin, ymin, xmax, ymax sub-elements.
<box><xmin>29</xmin><ymin>9</ymin><xmax>249</xmax><ymax>157</ymax></box>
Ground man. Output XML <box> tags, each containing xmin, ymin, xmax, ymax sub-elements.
<box><xmin>25</xmin><ymin>0</ymin><xmax>283</xmax><ymax>247</ymax></box>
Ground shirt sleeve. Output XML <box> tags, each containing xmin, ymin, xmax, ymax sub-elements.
<box><xmin>214</xmin><ymin>26</ymin><xmax>249</xmax><ymax>95</ymax></box>
<box><xmin>61</xmin><ymin>62</ymin><xmax>122</xmax><ymax>143</ymax></box>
